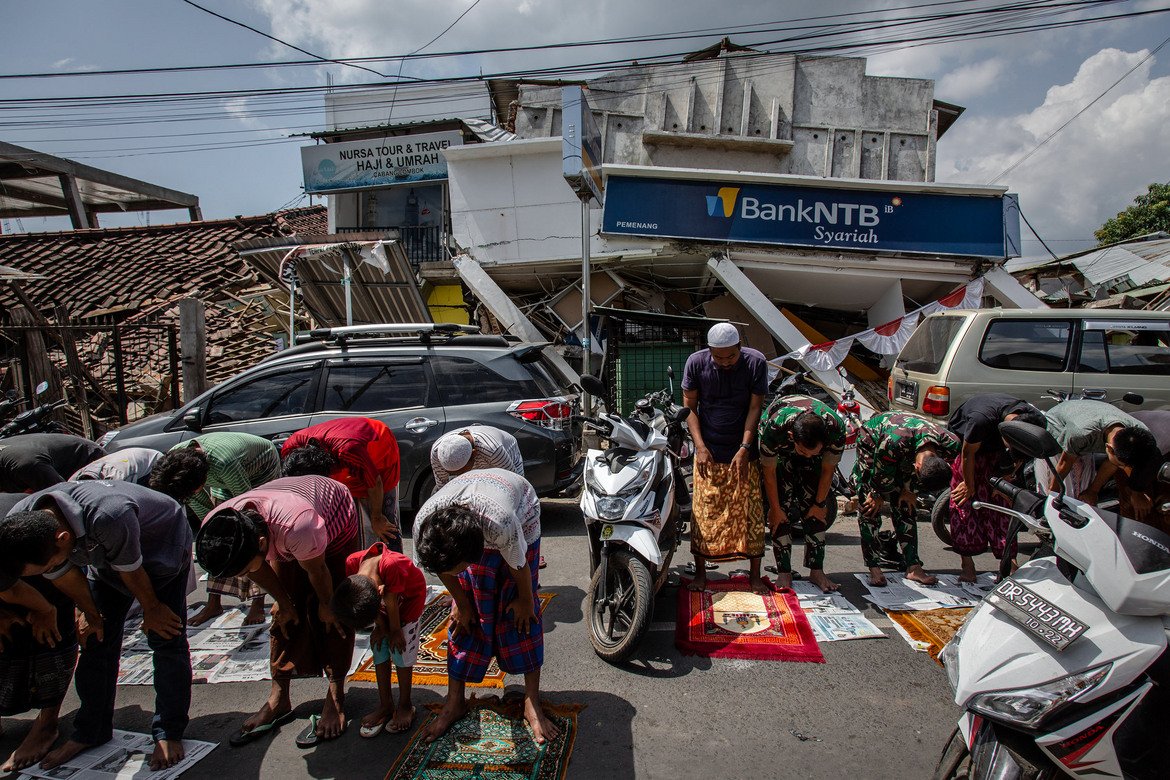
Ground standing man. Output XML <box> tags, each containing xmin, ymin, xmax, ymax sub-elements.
<box><xmin>757</xmin><ymin>395</ymin><xmax>846</xmax><ymax>592</ymax></box>
<box><xmin>0</xmin><ymin>434</ymin><xmax>105</xmax><ymax>493</ymax></box>
<box><xmin>682</xmin><ymin>323</ymin><xmax>768</xmax><ymax>594</ymax></box>
<box><xmin>853</xmin><ymin>411</ymin><xmax>959</xmax><ymax>586</ymax></box>
<box><xmin>948</xmin><ymin>395</ymin><xmax>1047</xmax><ymax>582</ymax></box>
<box><xmin>0</xmin><ymin>480</ymin><xmax>193</xmax><ymax>772</ymax></box>
<box><xmin>151</xmin><ymin>432</ymin><xmax>280</xmax><ymax>626</ymax></box>
<box><xmin>194</xmin><ymin>475</ymin><xmax>359</xmax><ymax>749</ymax></box>
<box><xmin>1040</xmin><ymin>400</ymin><xmax>1160</xmax><ymax>516</ymax></box>
<box><xmin>281</xmin><ymin>417</ymin><xmax>401</xmax><ymax>552</ymax></box>
<box><xmin>430</xmin><ymin>425</ymin><xmax>524</xmax><ymax>489</ymax></box>
<box><xmin>413</xmin><ymin>468</ymin><xmax>557</xmax><ymax>746</ymax></box>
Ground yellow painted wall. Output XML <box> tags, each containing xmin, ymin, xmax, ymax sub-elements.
<box><xmin>427</xmin><ymin>284</ymin><xmax>469</xmax><ymax>325</ymax></box>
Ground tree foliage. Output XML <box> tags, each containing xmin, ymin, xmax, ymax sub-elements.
<box><xmin>1095</xmin><ymin>183</ymin><xmax>1170</xmax><ymax>246</ymax></box>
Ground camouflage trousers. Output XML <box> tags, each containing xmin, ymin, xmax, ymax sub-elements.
<box><xmin>771</xmin><ymin>453</ymin><xmax>828</xmax><ymax>573</ymax></box>
<box><xmin>856</xmin><ymin>486</ymin><xmax>923</xmax><ymax>569</ymax></box>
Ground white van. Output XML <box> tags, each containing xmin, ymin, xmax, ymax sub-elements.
<box><xmin>888</xmin><ymin>309</ymin><xmax>1170</xmax><ymax>421</ymax></box>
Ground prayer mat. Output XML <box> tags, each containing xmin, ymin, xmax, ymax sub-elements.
<box><xmin>886</xmin><ymin>607</ymin><xmax>973</xmax><ymax>663</ymax></box>
<box><xmin>386</xmin><ymin>697</ymin><xmax>583</xmax><ymax>780</ymax></box>
<box><xmin>675</xmin><ymin>576</ymin><xmax>824</xmax><ymax>663</ymax></box>
<box><xmin>351</xmin><ymin>591</ymin><xmax>556</xmax><ymax>688</ymax></box>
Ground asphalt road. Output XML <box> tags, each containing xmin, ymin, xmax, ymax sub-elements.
<box><xmin>0</xmin><ymin>499</ymin><xmax>1002</xmax><ymax>780</ymax></box>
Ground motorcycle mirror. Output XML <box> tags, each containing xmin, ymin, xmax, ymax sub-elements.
<box><xmin>998</xmin><ymin>420</ymin><xmax>1061</xmax><ymax>459</ymax></box>
<box><xmin>672</xmin><ymin>407</ymin><xmax>691</xmax><ymax>424</ymax></box>
<box><xmin>666</xmin><ymin>366</ymin><xmax>675</xmax><ymax>380</ymax></box>
<box><xmin>34</xmin><ymin>381</ymin><xmax>49</xmax><ymax>396</ymax></box>
<box><xmin>578</xmin><ymin>374</ymin><xmax>607</xmax><ymax>398</ymax></box>
<box><xmin>4</xmin><ymin>389</ymin><xmax>16</xmax><ymax>401</ymax></box>
<box><xmin>1159</xmin><ymin>461</ymin><xmax>1170</xmax><ymax>486</ymax></box>
<box><xmin>182</xmin><ymin>406</ymin><xmax>204</xmax><ymax>432</ymax></box>
<box><xmin>1122</xmin><ymin>392</ymin><xmax>1144</xmax><ymax>406</ymax></box>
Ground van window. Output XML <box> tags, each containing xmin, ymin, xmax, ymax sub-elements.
<box><xmin>323</xmin><ymin>362</ymin><xmax>431</xmax><ymax>412</ymax></box>
<box><xmin>205</xmin><ymin>365</ymin><xmax>318</xmax><ymax>424</ymax></box>
<box><xmin>979</xmin><ymin>320</ymin><xmax>1071</xmax><ymax>371</ymax></box>
<box><xmin>431</xmin><ymin>356</ymin><xmax>542</xmax><ymax>405</ymax></box>
<box><xmin>895</xmin><ymin>316</ymin><xmax>965</xmax><ymax>373</ymax></box>
<box><xmin>1078</xmin><ymin>321</ymin><xmax>1170</xmax><ymax>376</ymax></box>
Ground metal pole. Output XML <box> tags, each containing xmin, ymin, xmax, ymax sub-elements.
<box><xmin>580</xmin><ymin>196</ymin><xmax>592</xmax><ymax>412</ymax></box>
<box><xmin>288</xmin><ymin>278</ymin><xmax>296</xmax><ymax>346</ymax></box>
<box><xmin>342</xmin><ymin>250</ymin><xmax>354</xmax><ymax>327</ymax></box>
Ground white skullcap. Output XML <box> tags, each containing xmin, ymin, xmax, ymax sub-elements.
<box><xmin>434</xmin><ymin>432</ymin><xmax>474</xmax><ymax>472</ymax></box>
<box><xmin>707</xmin><ymin>322</ymin><xmax>741</xmax><ymax>348</ymax></box>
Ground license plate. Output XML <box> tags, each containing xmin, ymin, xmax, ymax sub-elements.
<box><xmin>895</xmin><ymin>379</ymin><xmax>918</xmax><ymax>406</ymax></box>
<box><xmin>986</xmin><ymin>579</ymin><xmax>1088</xmax><ymax>652</ymax></box>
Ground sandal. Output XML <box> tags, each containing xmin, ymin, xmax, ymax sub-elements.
<box><xmin>359</xmin><ymin>717</ymin><xmax>388</xmax><ymax>739</ymax></box>
<box><xmin>296</xmin><ymin>713</ymin><xmax>349</xmax><ymax>748</ymax></box>
<box><xmin>229</xmin><ymin>710</ymin><xmax>295</xmax><ymax>748</ymax></box>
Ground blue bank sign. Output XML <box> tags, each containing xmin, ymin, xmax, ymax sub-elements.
<box><xmin>602</xmin><ymin>176</ymin><xmax>1019</xmax><ymax>258</ymax></box>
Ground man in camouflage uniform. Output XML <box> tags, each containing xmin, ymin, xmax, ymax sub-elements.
<box><xmin>757</xmin><ymin>395</ymin><xmax>845</xmax><ymax>592</ymax></box>
<box><xmin>852</xmin><ymin>411</ymin><xmax>959</xmax><ymax>587</ymax></box>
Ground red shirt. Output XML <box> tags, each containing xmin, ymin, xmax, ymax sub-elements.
<box><xmin>344</xmin><ymin>542</ymin><xmax>427</xmax><ymax>624</ymax></box>
<box><xmin>282</xmin><ymin>417</ymin><xmax>400</xmax><ymax>498</ymax></box>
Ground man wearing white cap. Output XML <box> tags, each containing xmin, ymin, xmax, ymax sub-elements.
<box><xmin>430</xmin><ymin>425</ymin><xmax>524</xmax><ymax>490</ymax></box>
<box><xmin>681</xmin><ymin>322</ymin><xmax>769</xmax><ymax>593</ymax></box>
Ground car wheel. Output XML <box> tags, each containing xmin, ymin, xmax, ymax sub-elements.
<box><xmin>413</xmin><ymin>469</ymin><xmax>436</xmax><ymax>512</ymax></box>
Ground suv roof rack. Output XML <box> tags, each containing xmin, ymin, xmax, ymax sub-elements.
<box><xmin>299</xmin><ymin>323</ymin><xmax>481</xmax><ymax>345</ymax></box>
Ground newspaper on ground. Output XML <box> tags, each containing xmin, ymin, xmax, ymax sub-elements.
<box><xmin>856</xmin><ymin>572</ymin><xmax>996</xmax><ymax>612</ymax></box>
<box><xmin>118</xmin><ymin>604</ymin><xmax>271</xmax><ymax>686</ymax></box>
<box><xmin>17</xmin><ymin>730</ymin><xmax>216</xmax><ymax>780</ymax></box>
<box><xmin>787</xmin><ymin>581</ymin><xmax>886</xmax><ymax>642</ymax></box>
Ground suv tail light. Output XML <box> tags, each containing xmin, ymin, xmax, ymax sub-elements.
<box><xmin>887</xmin><ymin>376</ymin><xmax>894</xmax><ymax>402</ymax></box>
<box><xmin>923</xmin><ymin>385</ymin><xmax>950</xmax><ymax>416</ymax></box>
<box><xmin>508</xmin><ymin>397</ymin><xmax>573</xmax><ymax>430</ymax></box>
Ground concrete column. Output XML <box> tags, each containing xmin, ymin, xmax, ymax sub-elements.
<box><xmin>984</xmin><ymin>266</ymin><xmax>1047</xmax><ymax>309</ymax></box>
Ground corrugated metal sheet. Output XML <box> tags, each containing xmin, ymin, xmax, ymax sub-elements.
<box><xmin>1070</xmin><ymin>239</ymin><xmax>1170</xmax><ymax>286</ymax></box>
<box><xmin>237</xmin><ymin>234</ymin><xmax>430</xmax><ymax>327</ymax></box>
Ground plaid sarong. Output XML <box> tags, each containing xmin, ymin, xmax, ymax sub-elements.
<box><xmin>447</xmin><ymin>539</ymin><xmax>543</xmax><ymax>684</ymax></box>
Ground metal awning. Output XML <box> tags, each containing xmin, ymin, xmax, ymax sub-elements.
<box><xmin>237</xmin><ymin>233</ymin><xmax>430</xmax><ymax>330</ymax></box>
<box><xmin>0</xmin><ymin>141</ymin><xmax>201</xmax><ymax>229</ymax></box>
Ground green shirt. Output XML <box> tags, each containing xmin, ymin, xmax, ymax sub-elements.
<box><xmin>172</xmin><ymin>432</ymin><xmax>281</xmax><ymax>521</ymax></box>
<box><xmin>758</xmin><ymin>395</ymin><xmax>846</xmax><ymax>466</ymax></box>
<box><xmin>853</xmin><ymin>411</ymin><xmax>959</xmax><ymax>495</ymax></box>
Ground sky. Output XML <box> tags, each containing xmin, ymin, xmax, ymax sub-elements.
<box><xmin>1</xmin><ymin>0</ymin><xmax>1169</xmax><ymax>259</ymax></box>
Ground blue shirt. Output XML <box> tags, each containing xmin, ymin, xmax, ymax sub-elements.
<box><xmin>682</xmin><ymin>347</ymin><xmax>768</xmax><ymax>463</ymax></box>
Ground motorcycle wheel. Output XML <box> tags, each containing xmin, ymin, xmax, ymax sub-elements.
<box><xmin>588</xmin><ymin>549</ymin><xmax>653</xmax><ymax>664</ymax></box>
<box><xmin>932</xmin><ymin>729</ymin><xmax>972</xmax><ymax>780</ymax></box>
<box><xmin>931</xmin><ymin>488</ymin><xmax>954</xmax><ymax>547</ymax></box>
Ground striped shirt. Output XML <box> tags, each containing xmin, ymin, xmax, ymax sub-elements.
<box><xmin>173</xmin><ymin>432</ymin><xmax>281</xmax><ymax>519</ymax></box>
<box><xmin>281</xmin><ymin>417</ymin><xmax>400</xmax><ymax>497</ymax></box>
<box><xmin>431</xmin><ymin>425</ymin><xmax>524</xmax><ymax>489</ymax></box>
<box><xmin>415</xmin><ymin>468</ymin><xmax>539</xmax><ymax>569</ymax></box>
<box><xmin>71</xmin><ymin>447</ymin><xmax>162</xmax><ymax>486</ymax></box>
<box><xmin>212</xmin><ymin>475</ymin><xmax>358</xmax><ymax>563</ymax></box>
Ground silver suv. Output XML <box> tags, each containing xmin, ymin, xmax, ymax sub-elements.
<box><xmin>889</xmin><ymin>309</ymin><xmax>1170</xmax><ymax>421</ymax></box>
<box><xmin>99</xmin><ymin>324</ymin><xmax>583</xmax><ymax>510</ymax></box>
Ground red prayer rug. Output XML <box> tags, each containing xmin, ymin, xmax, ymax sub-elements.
<box><xmin>675</xmin><ymin>576</ymin><xmax>825</xmax><ymax>663</ymax></box>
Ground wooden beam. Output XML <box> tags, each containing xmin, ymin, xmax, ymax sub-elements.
<box><xmin>58</xmin><ymin>174</ymin><xmax>91</xmax><ymax>229</ymax></box>
<box><xmin>179</xmin><ymin>298</ymin><xmax>208</xmax><ymax>401</ymax></box>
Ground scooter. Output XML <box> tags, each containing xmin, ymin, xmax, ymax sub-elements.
<box><xmin>0</xmin><ymin>382</ymin><xmax>70</xmax><ymax>439</ymax></box>
<box><xmin>934</xmin><ymin>420</ymin><xmax>1170</xmax><ymax>780</ymax></box>
<box><xmin>578</xmin><ymin>373</ymin><xmax>691</xmax><ymax>663</ymax></box>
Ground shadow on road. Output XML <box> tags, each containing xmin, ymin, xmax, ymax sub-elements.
<box><xmin>542</xmin><ymin>585</ymin><xmax>584</xmax><ymax>635</ymax></box>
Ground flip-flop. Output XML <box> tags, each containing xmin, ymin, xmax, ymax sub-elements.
<box><xmin>359</xmin><ymin>717</ymin><xmax>388</xmax><ymax>739</ymax></box>
<box><xmin>296</xmin><ymin>714</ymin><xmax>349</xmax><ymax>748</ymax></box>
<box><xmin>229</xmin><ymin>710</ymin><xmax>295</xmax><ymax>747</ymax></box>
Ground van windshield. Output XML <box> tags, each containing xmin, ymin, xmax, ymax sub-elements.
<box><xmin>895</xmin><ymin>316</ymin><xmax>966</xmax><ymax>374</ymax></box>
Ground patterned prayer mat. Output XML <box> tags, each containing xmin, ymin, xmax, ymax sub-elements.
<box><xmin>886</xmin><ymin>607</ymin><xmax>973</xmax><ymax>663</ymax></box>
<box><xmin>351</xmin><ymin>591</ymin><xmax>556</xmax><ymax>688</ymax></box>
<box><xmin>386</xmin><ymin>697</ymin><xmax>583</xmax><ymax>780</ymax></box>
<box><xmin>675</xmin><ymin>576</ymin><xmax>824</xmax><ymax>662</ymax></box>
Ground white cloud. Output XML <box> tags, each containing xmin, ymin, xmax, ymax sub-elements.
<box><xmin>937</xmin><ymin>47</ymin><xmax>1170</xmax><ymax>250</ymax></box>
<box><xmin>936</xmin><ymin>58</ymin><xmax>1005</xmax><ymax>101</ymax></box>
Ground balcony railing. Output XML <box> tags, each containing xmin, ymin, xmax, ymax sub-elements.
<box><xmin>335</xmin><ymin>225</ymin><xmax>446</xmax><ymax>267</ymax></box>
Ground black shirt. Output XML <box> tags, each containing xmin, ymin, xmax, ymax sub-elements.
<box><xmin>948</xmin><ymin>394</ymin><xmax>1036</xmax><ymax>457</ymax></box>
<box><xmin>0</xmin><ymin>434</ymin><xmax>105</xmax><ymax>493</ymax></box>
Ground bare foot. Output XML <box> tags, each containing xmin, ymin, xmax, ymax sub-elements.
<box><xmin>241</xmin><ymin>698</ymin><xmax>292</xmax><ymax>735</ymax></box>
<box><xmin>40</xmin><ymin>739</ymin><xmax>94</xmax><ymax>771</ymax></box>
<box><xmin>775</xmin><ymin>571</ymin><xmax>793</xmax><ymax>591</ymax></box>
<box><xmin>523</xmin><ymin>696</ymin><xmax>560</xmax><ymax>745</ymax></box>
<box><xmin>959</xmin><ymin>556</ymin><xmax>978</xmax><ymax>584</ymax></box>
<box><xmin>388</xmin><ymin>706</ymin><xmax>415</xmax><ymax>733</ymax></box>
<box><xmin>243</xmin><ymin>599</ymin><xmax>267</xmax><ymax>626</ymax></box>
<box><xmin>316</xmin><ymin>688</ymin><xmax>346</xmax><ymax>739</ymax></box>
<box><xmin>3</xmin><ymin>712</ymin><xmax>58</xmax><ymax>771</ymax></box>
<box><xmin>686</xmin><ymin>573</ymin><xmax>707</xmax><ymax>592</ymax></box>
<box><xmin>749</xmin><ymin>575</ymin><xmax>770</xmax><ymax>595</ymax></box>
<box><xmin>362</xmin><ymin>704</ymin><xmax>394</xmax><ymax>732</ymax></box>
<box><xmin>808</xmin><ymin>570</ymin><xmax>840</xmax><ymax>593</ymax></box>
<box><xmin>905</xmin><ymin>565</ymin><xmax>939</xmax><ymax>586</ymax></box>
<box><xmin>423</xmin><ymin>696</ymin><xmax>468</xmax><ymax>743</ymax></box>
<box><xmin>189</xmin><ymin>602</ymin><xmax>224</xmax><ymax>627</ymax></box>
<box><xmin>867</xmin><ymin>566</ymin><xmax>888</xmax><ymax>587</ymax></box>
<box><xmin>149</xmin><ymin>739</ymin><xmax>185</xmax><ymax>771</ymax></box>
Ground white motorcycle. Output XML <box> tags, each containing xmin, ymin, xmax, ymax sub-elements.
<box><xmin>935</xmin><ymin>420</ymin><xmax>1170</xmax><ymax>780</ymax></box>
<box><xmin>578</xmin><ymin>373</ymin><xmax>691</xmax><ymax>663</ymax></box>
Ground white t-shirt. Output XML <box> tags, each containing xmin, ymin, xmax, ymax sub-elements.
<box><xmin>70</xmin><ymin>447</ymin><xmax>162</xmax><ymax>486</ymax></box>
<box><xmin>415</xmin><ymin>468</ymin><xmax>540</xmax><ymax>569</ymax></box>
<box><xmin>431</xmin><ymin>425</ymin><xmax>524</xmax><ymax>489</ymax></box>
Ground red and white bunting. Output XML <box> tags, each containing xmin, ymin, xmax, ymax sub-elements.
<box><xmin>855</xmin><ymin>311</ymin><xmax>920</xmax><ymax>355</ymax></box>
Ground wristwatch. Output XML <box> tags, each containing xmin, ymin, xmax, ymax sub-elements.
<box><xmin>811</xmin><ymin>498</ymin><xmax>827</xmax><ymax>508</ymax></box>
<box><xmin>739</xmin><ymin>443</ymin><xmax>751</xmax><ymax>450</ymax></box>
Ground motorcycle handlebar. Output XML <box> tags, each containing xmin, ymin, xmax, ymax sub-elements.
<box><xmin>990</xmin><ymin>477</ymin><xmax>1021</xmax><ymax>503</ymax></box>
